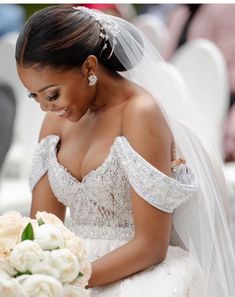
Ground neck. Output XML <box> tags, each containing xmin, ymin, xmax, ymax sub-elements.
<box><xmin>89</xmin><ymin>67</ymin><xmax>126</xmax><ymax>113</ymax></box>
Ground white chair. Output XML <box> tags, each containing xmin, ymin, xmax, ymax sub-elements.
<box><xmin>131</xmin><ymin>13</ymin><xmax>170</xmax><ymax>55</ymax></box>
<box><xmin>171</xmin><ymin>38</ymin><xmax>230</xmax><ymax>156</ymax></box>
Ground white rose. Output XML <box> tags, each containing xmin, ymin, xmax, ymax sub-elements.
<box><xmin>0</xmin><ymin>270</ymin><xmax>10</xmax><ymax>279</ymax></box>
<box><xmin>23</xmin><ymin>274</ymin><xmax>63</xmax><ymax>297</ymax></box>
<box><xmin>36</xmin><ymin>211</ymin><xmax>64</xmax><ymax>226</ymax></box>
<box><xmin>0</xmin><ymin>277</ymin><xmax>27</xmax><ymax>297</ymax></box>
<box><xmin>0</xmin><ymin>212</ymin><xmax>24</xmax><ymax>248</ymax></box>
<box><xmin>36</xmin><ymin>211</ymin><xmax>74</xmax><ymax>240</ymax></box>
<box><xmin>31</xmin><ymin>250</ymin><xmax>60</xmax><ymax>279</ymax></box>
<box><xmin>65</xmin><ymin>237</ymin><xmax>87</xmax><ymax>260</ymax></box>
<box><xmin>0</xmin><ymin>257</ymin><xmax>16</xmax><ymax>277</ymax></box>
<box><xmin>0</xmin><ymin>238</ymin><xmax>17</xmax><ymax>252</ymax></box>
<box><xmin>0</xmin><ymin>242</ymin><xmax>11</xmax><ymax>258</ymax></box>
<box><xmin>50</xmin><ymin>248</ymin><xmax>80</xmax><ymax>283</ymax></box>
<box><xmin>63</xmin><ymin>285</ymin><xmax>90</xmax><ymax>297</ymax></box>
<box><xmin>65</xmin><ymin>237</ymin><xmax>91</xmax><ymax>286</ymax></box>
<box><xmin>10</xmin><ymin>240</ymin><xmax>42</xmax><ymax>272</ymax></box>
<box><xmin>34</xmin><ymin>224</ymin><xmax>65</xmax><ymax>250</ymax></box>
<box><xmin>72</xmin><ymin>261</ymin><xmax>91</xmax><ymax>289</ymax></box>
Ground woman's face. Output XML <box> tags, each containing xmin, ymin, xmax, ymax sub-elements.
<box><xmin>17</xmin><ymin>64</ymin><xmax>95</xmax><ymax>122</ymax></box>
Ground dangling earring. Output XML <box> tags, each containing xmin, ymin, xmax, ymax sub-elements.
<box><xmin>88</xmin><ymin>74</ymin><xmax>97</xmax><ymax>87</ymax></box>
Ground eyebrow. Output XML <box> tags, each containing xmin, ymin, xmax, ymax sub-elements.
<box><xmin>37</xmin><ymin>84</ymin><xmax>59</xmax><ymax>93</ymax></box>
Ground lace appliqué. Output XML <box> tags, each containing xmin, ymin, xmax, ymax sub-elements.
<box><xmin>29</xmin><ymin>135</ymin><xmax>198</xmax><ymax>241</ymax></box>
<box><xmin>116</xmin><ymin>137</ymin><xmax>198</xmax><ymax>213</ymax></box>
<box><xmin>29</xmin><ymin>136</ymin><xmax>59</xmax><ymax>191</ymax></box>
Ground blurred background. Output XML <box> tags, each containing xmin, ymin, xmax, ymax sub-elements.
<box><xmin>0</xmin><ymin>3</ymin><xmax>235</xmax><ymax>249</ymax></box>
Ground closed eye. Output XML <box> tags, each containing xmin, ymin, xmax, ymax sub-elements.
<box><xmin>45</xmin><ymin>93</ymin><xmax>59</xmax><ymax>102</ymax></box>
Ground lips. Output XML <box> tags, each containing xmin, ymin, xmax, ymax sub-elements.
<box><xmin>54</xmin><ymin>107</ymin><xmax>69</xmax><ymax>117</ymax></box>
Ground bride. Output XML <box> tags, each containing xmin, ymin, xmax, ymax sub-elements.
<box><xmin>15</xmin><ymin>5</ymin><xmax>235</xmax><ymax>296</ymax></box>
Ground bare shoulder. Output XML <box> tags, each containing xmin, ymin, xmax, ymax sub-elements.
<box><xmin>39</xmin><ymin>112</ymin><xmax>64</xmax><ymax>141</ymax></box>
<box><xmin>122</xmin><ymin>94</ymin><xmax>173</xmax><ymax>145</ymax></box>
<box><xmin>122</xmin><ymin>93</ymin><xmax>173</xmax><ymax>175</ymax></box>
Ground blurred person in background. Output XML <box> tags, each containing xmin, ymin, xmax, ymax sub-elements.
<box><xmin>0</xmin><ymin>4</ymin><xmax>25</xmax><ymax>37</ymax></box>
<box><xmin>0</xmin><ymin>4</ymin><xmax>25</xmax><ymax>174</ymax></box>
<box><xmin>165</xmin><ymin>4</ymin><xmax>235</xmax><ymax>162</ymax></box>
<box><xmin>0</xmin><ymin>83</ymin><xmax>16</xmax><ymax>171</ymax></box>
<box><xmin>139</xmin><ymin>4</ymin><xmax>177</xmax><ymax>26</ymax></box>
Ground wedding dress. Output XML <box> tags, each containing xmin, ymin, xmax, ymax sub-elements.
<box><xmin>29</xmin><ymin>134</ymin><xmax>204</xmax><ymax>297</ymax></box>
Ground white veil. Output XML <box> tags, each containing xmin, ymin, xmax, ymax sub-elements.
<box><xmin>75</xmin><ymin>7</ymin><xmax>235</xmax><ymax>297</ymax></box>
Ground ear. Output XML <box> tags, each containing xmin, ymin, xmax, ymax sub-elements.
<box><xmin>82</xmin><ymin>55</ymin><xmax>98</xmax><ymax>75</ymax></box>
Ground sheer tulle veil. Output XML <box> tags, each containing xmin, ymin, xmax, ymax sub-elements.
<box><xmin>74</xmin><ymin>7</ymin><xmax>235</xmax><ymax>296</ymax></box>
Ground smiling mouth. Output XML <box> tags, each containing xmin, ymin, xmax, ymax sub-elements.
<box><xmin>55</xmin><ymin>107</ymin><xmax>69</xmax><ymax>117</ymax></box>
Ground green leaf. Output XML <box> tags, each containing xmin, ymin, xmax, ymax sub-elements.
<box><xmin>14</xmin><ymin>270</ymin><xmax>32</xmax><ymax>277</ymax></box>
<box><xmin>45</xmin><ymin>246</ymin><xmax>60</xmax><ymax>251</ymax></box>
<box><xmin>37</xmin><ymin>218</ymin><xmax>45</xmax><ymax>226</ymax></box>
<box><xmin>77</xmin><ymin>272</ymin><xmax>84</xmax><ymax>278</ymax></box>
<box><xmin>21</xmin><ymin>222</ymin><xmax>34</xmax><ymax>241</ymax></box>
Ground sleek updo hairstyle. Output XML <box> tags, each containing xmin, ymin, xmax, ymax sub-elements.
<box><xmin>16</xmin><ymin>5</ymin><xmax>143</xmax><ymax>72</ymax></box>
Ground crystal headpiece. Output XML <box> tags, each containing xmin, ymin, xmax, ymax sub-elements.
<box><xmin>73</xmin><ymin>6</ymin><xmax>119</xmax><ymax>59</ymax></box>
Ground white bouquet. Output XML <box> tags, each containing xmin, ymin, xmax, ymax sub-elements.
<box><xmin>0</xmin><ymin>211</ymin><xmax>91</xmax><ymax>297</ymax></box>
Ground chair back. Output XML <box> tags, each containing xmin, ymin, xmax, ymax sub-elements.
<box><xmin>132</xmin><ymin>13</ymin><xmax>170</xmax><ymax>55</ymax></box>
<box><xmin>171</xmin><ymin>39</ymin><xmax>229</xmax><ymax>157</ymax></box>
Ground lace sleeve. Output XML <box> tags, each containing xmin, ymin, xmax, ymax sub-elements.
<box><xmin>29</xmin><ymin>135</ymin><xmax>60</xmax><ymax>192</ymax></box>
<box><xmin>115</xmin><ymin>137</ymin><xmax>198</xmax><ymax>213</ymax></box>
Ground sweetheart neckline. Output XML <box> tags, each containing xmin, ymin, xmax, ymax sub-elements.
<box><xmin>45</xmin><ymin>134</ymin><xmax>196</xmax><ymax>191</ymax></box>
<box><xmin>50</xmin><ymin>135</ymin><xmax>123</xmax><ymax>184</ymax></box>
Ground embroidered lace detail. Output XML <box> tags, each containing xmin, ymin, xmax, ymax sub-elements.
<box><xmin>29</xmin><ymin>135</ymin><xmax>59</xmax><ymax>191</ymax></box>
<box><xmin>116</xmin><ymin>137</ymin><xmax>198</xmax><ymax>213</ymax></box>
<box><xmin>29</xmin><ymin>135</ymin><xmax>198</xmax><ymax>240</ymax></box>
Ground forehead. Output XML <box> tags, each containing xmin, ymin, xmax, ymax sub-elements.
<box><xmin>16</xmin><ymin>65</ymin><xmax>77</xmax><ymax>92</ymax></box>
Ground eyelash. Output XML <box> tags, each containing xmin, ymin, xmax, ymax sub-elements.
<box><xmin>27</xmin><ymin>92</ymin><xmax>59</xmax><ymax>101</ymax></box>
<box><xmin>27</xmin><ymin>92</ymin><xmax>37</xmax><ymax>99</ymax></box>
<box><xmin>45</xmin><ymin>93</ymin><xmax>59</xmax><ymax>101</ymax></box>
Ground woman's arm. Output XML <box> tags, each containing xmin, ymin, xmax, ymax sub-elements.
<box><xmin>30</xmin><ymin>112</ymin><xmax>66</xmax><ymax>221</ymax></box>
<box><xmin>88</xmin><ymin>96</ymin><xmax>173</xmax><ymax>287</ymax></box>
<box><xmin>30</xmin><ymin>174</ymin><xmax>66</xmax><ymax>221</ymax></box>
<box><xmin>88</xmin><ymin>195</ymin><xmax>172</xmax><ymax>287</ymax></box>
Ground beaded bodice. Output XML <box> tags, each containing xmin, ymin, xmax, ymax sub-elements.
<box><xmin>29</xmin><ymin>135</ymin><xmax>198</xmax><ymax>241</ymax></box>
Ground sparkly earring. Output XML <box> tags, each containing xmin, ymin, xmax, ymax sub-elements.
<box><xmin>88</xmin><ymin>74</ymin><xmax>97</xmax><ymax>87</ymax></box>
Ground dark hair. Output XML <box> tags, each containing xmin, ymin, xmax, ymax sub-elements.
<box><xmin>15</xmin><ymin>5</ymin><xmax>141</xmax><ymax>72</ymax></box>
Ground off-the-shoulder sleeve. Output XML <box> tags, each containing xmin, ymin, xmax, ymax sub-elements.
<box><xmin>114</xmin><ymin>137</ymin><xmax>198</xmax><ymax>213</ymax></box>
<box><xmin>29</xmin><ymin>135</ymin><xmax>60</xmax><ymax>192</ymax></box>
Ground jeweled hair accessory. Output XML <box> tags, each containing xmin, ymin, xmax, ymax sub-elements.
<box><xmin>73</xmin><ymin>6</ymin><xmax>120</xmax><ymax>59</ymax></box>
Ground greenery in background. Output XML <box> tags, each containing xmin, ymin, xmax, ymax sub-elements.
<box><xmin>20</xmin><ymin>4</ymin><xmax>56</xmax><ymax>20</ymax></box>
<box><xmin>20</xmin><ymin>4</ymin><xmax>143</xmax><ymax>20</ymax></box>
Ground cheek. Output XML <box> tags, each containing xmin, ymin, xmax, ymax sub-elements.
<box><xmin>63</xmin><ymin>82</ymin><xmax>92</xmax><ymax>113</ymax></box>
<box><xmin>70</xmin><ymin>90</ymin><xmax>90</xmax><ymax>109</ymax></box>
<box><xmin>61</xmin><ymin>94</ymin><xmax>86</xmax><ymax>119</ymax></box>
